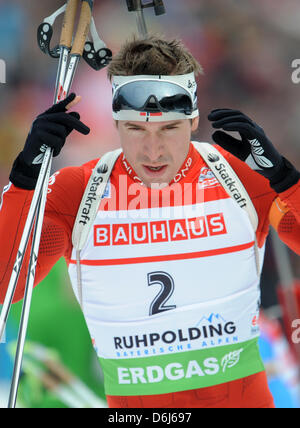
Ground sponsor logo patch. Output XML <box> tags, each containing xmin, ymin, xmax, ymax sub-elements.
<box><xmin>94</xmin><ymin>213</ymin><xmax>227</xmax><ymax>246</ymax></box>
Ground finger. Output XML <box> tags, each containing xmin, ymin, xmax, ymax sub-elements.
<box><xmin>212</xmin><ymin>130</ymin><xmax>248</xmax><ymax>159</ymax></box>
<box><xmin>212</xmin><ymin>130</ymin><xmax>241</xmax><ymax>146</ymax></box>
<box><xmin>43</xmin><ymin>93</ymin><xmax>77</xmax><ymax>115</ymax></box>
<box><xmin>66</xmin><ymin>95</ymin><xmax>82</xmax><ymax>111</ymax></box>
<box><xmin>209</xmin><ymin>108</ymin><xmax>242</xmax><ymax>115</ymax></box>
<box><xmin>36</xmin><ymin>121</ymin><xmax>68</xmax><ymax>138</ymax></box>
<box><xmin>211</xmin><ymin>115</ymin><xmax>254</xmax><ymax>129</ymax></box>
<box><xmin>40</xmin><ymin>112</ymin><xmax>90</xmax><ymax>135</ymax></box>
<box><xmin>65</xmin><ymin>112</ymin><xmax>82</xmax><ymax>136</ymax></box>
<box><xmin>221</xmin><ymin>121</ymin><xmax>255</xmax><ymax>138</ymax></box>
<box><xmin>36</xmin><ymin>113</ymin><xmax>81</xmax><ymax>134</ymax></box>
<box><xmin>208</xmin><ymin>109</ymin><xmax>244</xmax><ymax>121</ymax></box>
<box><xmin>68</xmin><ymin>111</ymin><xmax>80</xmax><ymax>120</ymax></box>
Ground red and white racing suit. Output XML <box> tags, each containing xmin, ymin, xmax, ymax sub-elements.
<box><xmin>1</xmin><ymin>142</ymin><xmax>299</xmax><ymax>408</ymax></box>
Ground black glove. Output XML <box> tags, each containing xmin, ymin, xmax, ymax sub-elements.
<box><xmin>208</xmin><ymin>108</ymin><xmax>300</xmax><ymax>193</ymax></box>
<box><xmin>10</xmin><ymin>93</ymin><xmax>90</xmax><ymax>190</ymax></box>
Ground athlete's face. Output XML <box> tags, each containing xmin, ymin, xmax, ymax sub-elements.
<box><xmin>117</xmin><ymin>118</ymin><xmax>199</xmax><ymax>188</ymax></box>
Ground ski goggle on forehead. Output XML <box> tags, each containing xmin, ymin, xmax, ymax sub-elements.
<box><xmin>112</xmin><ymin>73</ymin><xmax>199</xmax><ymax>122</ymax></box>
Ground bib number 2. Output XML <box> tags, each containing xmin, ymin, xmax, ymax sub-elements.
<box><xmin>148</xmin><ymin>271</ymin><xmax>176</xmax><ymax>316</ymax></box>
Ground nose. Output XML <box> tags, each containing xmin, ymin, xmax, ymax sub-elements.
<box><xmin>143</xmin><ymin>133</ymin><xmax>164</xmax><ymax>163</ymax></box>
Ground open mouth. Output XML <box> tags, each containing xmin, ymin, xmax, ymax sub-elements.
<box><xmin>147</xmin><ymin>166</ymin><xmax>164</xmax><ymax>171</ymax></box>
<box><xmin>143</xmin><ymin>165</ymin><xmax>168</xmax><ymax>176</ymax></box>
<box><xmin>143</xmin><ymin>165</ymin><xmax>167</xmax><ymax>172</ymax></box>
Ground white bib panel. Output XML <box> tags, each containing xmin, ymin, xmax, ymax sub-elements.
<box><xmin>68</xmin><ymin>193</ymin><xmax>266</xmax><ymax>395</ymax></box>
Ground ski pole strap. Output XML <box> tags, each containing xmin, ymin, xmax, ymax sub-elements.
<box><xmin>37</xmin><ymin>4</ymin><xmax>67</xmax><ymax>58</ymax></box>
<box><xmin>82</xmin><ymin>17</ymin><xmax>112</xmax><ymax>70</ymax></box>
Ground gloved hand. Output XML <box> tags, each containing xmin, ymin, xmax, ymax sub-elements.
<box><xmin>208</xmin><ymin>108</ymin><xmax>300</xmax><ymax>193</ymax></box>
<box><xmin>10</xmin><ymin>93</ymin><xmax>90</xmax><ymax>190</ymax></box>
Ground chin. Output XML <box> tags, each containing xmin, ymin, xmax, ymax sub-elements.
<box><xmin>140</xmin><ymin>176</ymin><xmax>169</xmax><ymax>188</ymax></box>
<box><xmin>138</xmin><ymin>169</ymin><xmax>174</xmax><ymax>189</ymax></box>
<box><xmin>148</xmin><ymin>181</ymin><xmax>169</xmax><ymax>189</ymax></box>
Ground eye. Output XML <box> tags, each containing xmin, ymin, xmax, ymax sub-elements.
<box><xmin>128</xmin><ymin>127</ymin><xmax>144</xmax><ymax>131</ymax></box>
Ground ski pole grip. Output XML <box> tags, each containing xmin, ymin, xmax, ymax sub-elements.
<box><xmin>71</xmin><ymin>0</ymin><xmax>93</xmax><ymax>56</ymax></box>
<box><xmin>60</xmin><ymin>0</ymin><xmax>79</xmax><ymax>48</ymax></box>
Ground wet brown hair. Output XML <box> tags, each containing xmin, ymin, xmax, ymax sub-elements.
<box><xmin>107</xmin><ymin>34</ymin><xmax>203</xmax><ymax>80</ymax></box>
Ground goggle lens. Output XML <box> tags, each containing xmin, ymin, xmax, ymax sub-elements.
<box><xmin>113</xmin><ymin>81</ymin><xmax>196</xmax><ymax>115</ymax></box>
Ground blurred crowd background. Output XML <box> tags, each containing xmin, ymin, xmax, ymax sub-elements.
<box><xmin>0</xmin><ymin>0</ymin><xmax>300</xmax><ymax>408</ymax></box>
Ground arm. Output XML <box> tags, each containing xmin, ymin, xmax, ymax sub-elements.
<box><xmin>208</xmin><ymin>109</ymin><xmax>300</xmax><ymax>254</ymax></box>
<box><xmin>0</xmin><ymin>94</ymin><xmax>89</xmax><ymax>303</ymax></box>
<box><xmin>0</xmin><ymin>166</ymin><xmax>85</xmax><ymax>304</ymax></box>
<box><xmin>269</xmin><ymin>182</ymin><xmax>300</xmax><ymax>255</ymax></box>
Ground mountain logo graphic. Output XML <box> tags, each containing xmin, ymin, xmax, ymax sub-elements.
<box><xmin>196</xmin><ymin>313</ymin><xmax>227</xmax><ymax>327</ymax></box>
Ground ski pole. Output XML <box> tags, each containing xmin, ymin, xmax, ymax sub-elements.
<box><xmin>62</xmin><ymin>0</ymin><xmax>95</xmax><ymax>97</ymax></box>
<box><xmin>55</xmin><ymin>0</ymin><xmax>80</xmax><ymax>102</ymax></box>
<box><xmin>0</xmin><ymin>0</ymin><xmax>79</xmax><ymax>345</ymax></box>
<box><xmin>37</xmin><ymin>1</ymin><xmax>112</xmax><ymax>73</ymax></box>
<box><xmin>126</xmin><ymin>0</ymin><xmax>166</xmax><ymax>38</ymax></box>
<box><xmin>1</xmin><ymin>0</ymin><xmax>94</xmax><ymax>408</ymax></box>
<box><xmin>0</xmin><ymin>150</ymin><xmax>52</xmax><ymax>342</ymax></box>
<box><xmin>8</xmin><ymin>169</ymin><xmax>51</xmax><ymax>408</ymax></box>
<box><xmin>270</xmin><ymin>228</ymin><xmax>300</xmax><ymax>403</ymax></box>
<box><xmin>271</xmin><ymin>228</ymin><xmax>300</xmax><ymax>361</ymax></box>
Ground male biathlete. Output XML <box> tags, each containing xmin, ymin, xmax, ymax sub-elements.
<box><xmin>1</xmin><ymin>36</ymin><xmax>300</xmax><ymax>408</ymax></box>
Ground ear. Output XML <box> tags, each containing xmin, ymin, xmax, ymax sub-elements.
<box><xmin>191</xmin><ymin>116</ymin><xmax>199</xmax><ymax>132</ymax></box>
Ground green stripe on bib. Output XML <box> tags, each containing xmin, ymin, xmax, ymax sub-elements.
<box><xmin>99</xmin><ymin>337</ymin><xmax>264</xmax><ymax>396</ymax></box>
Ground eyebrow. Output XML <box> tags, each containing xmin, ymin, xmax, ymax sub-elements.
<box><xmin>162</xmin><ymin>121</ymin><xmax>182</xmax><ymax>128</ymax></box>
<box><xmin>124</xmin><ymin>122</ymin><xmax>143</xmax><ymax>128</ymax></box>
<box><xmin>124</xmin><ymin>121</ymin><xmax>182</xmax><ymax>128</ymax></box>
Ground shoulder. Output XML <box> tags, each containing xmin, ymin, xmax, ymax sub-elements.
<box><xmin>192</xmin><ymin>141</ymin><xmax>279</xmax><ymax>246</ymax></box>
<box><xmin>212</xmin><ymin>144</ymin><xmax>278</xmax><ymax>243</ymax></box>
<box><xmin>48</xmin><ymin>159</ymin><xmax>100</xmax><ymax>192</ymax></box>
<box><xmin>46</xmin><ymin>159</ymin><xmax>100</xmax><ymax>219</ymax></box>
